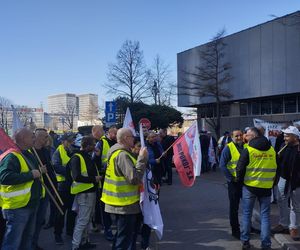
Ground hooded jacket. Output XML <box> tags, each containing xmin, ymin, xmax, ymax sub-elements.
<box><xmin>236</xmin><ymin>136</ymin><xmax>277</xmax><ymax>197</ymax></box>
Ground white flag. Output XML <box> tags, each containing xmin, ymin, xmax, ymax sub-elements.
<box><xmin>140</xmin><ymin>169</ymin><xmax>164</xmax><ymax>240</ymax></box>
<box><xmin>208</xmin><ymin>136</ymin><xmax>216</xmax><ymax>166</ymax></box>
<box><xmin>122</xmin><ymin>107</ymin><xmax>136</xmax><ymax>136</ymax></box>
<box><xmin>12</xmin><ymin>105</ymin><xmax>24</xmax><ymax>135</ymax></box>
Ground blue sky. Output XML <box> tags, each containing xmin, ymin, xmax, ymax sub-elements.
<box><xmin>0</xmin><ymin>1</ymin><xmax>299</xmax><ymax>110</ymax></box>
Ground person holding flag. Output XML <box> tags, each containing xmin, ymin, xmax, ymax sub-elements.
<box><xmin>0</xmin><ymin>128</ymin><xmax>43</xmax><ymax>250</ymax></box>
<box><xmin>101</xmin><ymin>128</ymin><xmax>148</xmax><ymax>250</ymax></box>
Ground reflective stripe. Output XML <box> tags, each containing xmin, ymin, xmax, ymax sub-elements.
<box><xmin>0</xmin><ymin>187</ymin><xmax>31</xmax><ymax>198</ymax></box>
<box><xmin>102</xmin><ymin>189</ymin><xmax>139</xmax><ymax>198</ymax></box>
<box><xmin>246</xmin><ymin>168</ymin><xmax>276</xmax><ymax>173</ymax></box>
<box><xmin>104</xmin><ymin>179</ymin><xmax>128</xmax><ymax>186</ymax></box>
<box><xmin>244</xmin><ymin>176</ymin><xmax>274</xmax><ymax>182</ymax></box>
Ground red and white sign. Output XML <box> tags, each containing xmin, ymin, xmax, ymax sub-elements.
<box><xmin>139</xmin><ymin>118</ymin><xmax>151</xmax><ymax>130</ymax></box>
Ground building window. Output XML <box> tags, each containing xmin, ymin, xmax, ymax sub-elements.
<box><xmin>251</xmin><ymin>101</ymin><xmax>260</xmax><ymax>115</ymax></box>
<box><xmin>272</xmin><ymin>98</ymin><xmax>283</xmax><ymax>114</ymax></box>
<box><xmin>261</xmin><ymin>100</ymin><xmax>271</xmax><ymax>115</ymax></box>
<box><xmin>240</xmin><ymin>103</ymin><xmax>248</xmax><ymax>116</ymax></box>
<box><xmin>284</xmin><ymin>96</ymin><xmax>297</xmax><ymax>113</ymax></box>
<box><xmin>221</xmin><ymin>104</ymin><xmax>230</xmax><ymax>117</ymax></box>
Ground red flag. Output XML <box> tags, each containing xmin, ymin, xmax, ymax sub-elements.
<box><xmin>172</xmin><ymin>121</ymin><xmax>201</xmax><ymax>187</ymax></box>
<box><xmin>0</xmin><ymin>128</ymin><xmax>20</xmax><ymax>161</ymax></box>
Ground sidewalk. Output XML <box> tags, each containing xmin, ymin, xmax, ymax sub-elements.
<box><xmin>253</xmin><ymin>203</ymin><xmax>300</xmax><ymax>250</ymax></box>
<box><xmin>200</xmin><ymin>169</ymin><xmax>300</xmax><ymax>249</ymax></box>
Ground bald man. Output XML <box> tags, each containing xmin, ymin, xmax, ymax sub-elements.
<box><xmin>0</xmin><ymin>128</ymin><xmax>42</xmax><ymax>250</ymax></box>
<box><xmin>101</xmin><ymin>128</ymin><xmax>148</xmax><ymax>249</ymax></box>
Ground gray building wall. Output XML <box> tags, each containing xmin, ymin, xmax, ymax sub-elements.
<box><xmin>178</xmin><ymin>11</ymin><xmax>300</xmax><ymax>107</ymax></box>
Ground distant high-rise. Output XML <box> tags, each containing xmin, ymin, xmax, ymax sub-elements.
<box><xmin>48</xmin><ymin>93</ymin><xmax>78</xmax><ymax>114</ymax></box>
<box><xmin>78</xmin><ymin>94</ymin><xmax>98</xmax><ymax>123</ymax></box>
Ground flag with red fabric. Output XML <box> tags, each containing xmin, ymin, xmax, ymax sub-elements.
<box><xmin>172</xmin><ymin>121</ymin><xmax>201</xmax><ymax>187</ymax></box>
<box><xmin>0</xmin><ymin>128</ymin><xmax>20</xmax><ymax>161</ymax></box>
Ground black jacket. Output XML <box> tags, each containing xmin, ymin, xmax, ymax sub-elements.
<box><xmin>277</xmin><ymin>143</ymin><xmax>300</xmax><ymax>191</ymax></box>
<box><xmin>236</xmin><ymin>136</ymin><xmax>276</xmax><ymax>197</ymax></box>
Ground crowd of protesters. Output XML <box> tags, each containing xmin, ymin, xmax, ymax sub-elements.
<box><xmin>1</xmin><ymin>122</ymin><xmax>300</xmax><ymax>250</ymax></box>
<box><xmin>0</xmin><ymin>125</ymin><xmax>173</xmax><ymax>250</ymax></box>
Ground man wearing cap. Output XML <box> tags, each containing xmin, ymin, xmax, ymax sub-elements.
<box><xmin>92</xmin><ymin>125</ymin><xmax>117</xmax><ymax>240</ymax></box>
<box><xmin>52</xmin><ymin>132</ymin><xmax>76</xmax><ymax>244</ymax></box>
<box><xmin>70</xmin><ymin>136</ymin><xmax>101</xmax><ymax>250</ymax></box>
<box><xmin>271</xmin><ymin>126</ymin><xmax>300</xmax><ymax>241</ymax></box>
<box><xmin>220</xmin><ymin>129</ymin><xmax>245</xmax><ymax>239</ymax></box>
<box><xmin>236</xmin><ymin>127</ymin><xmax>277</xmax><ymax>249</ymax></box>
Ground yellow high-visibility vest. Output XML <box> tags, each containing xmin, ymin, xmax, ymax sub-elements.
<box><xmin>0</xmin><ymin>152</ymin><xmax>34</xmax><ymax>209</ymax></box>
<box><xmin>226</xmin><ymin>142</ymin><xmax>246</xmax><ymax>177</ymax></box>
<box><xmin>244</xmin><ymin>146</ymin><xmax>277</xmax><ymax>188</ymax></box>
<box><xmin>101</xmin><ymin>150</ymin><xmax>139</xmax><ymax>206</ymax></box>
<box><xmin>70</xmin><ymin>154</ymin><xmax>94</xmax><ymax>195</ymax></box>
<box><xmin>100</xmin><ymin>136</ymin><xmax>110</xmax><ymax>165</ymax></box>
<box><xmin>56</xmin><ymin>145</ymin><xmax>70</xmax><ymax>182</ymax></box>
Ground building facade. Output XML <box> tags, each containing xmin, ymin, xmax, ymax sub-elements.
<box><xmin>77</xmin><ymin>94</ymin><xmax>98</xmax><ymax>125</ymax></box>
<box><xmin>177</xmin><ymin>11</ymin><xmax>300</xmax><ymax>134</ymax></box>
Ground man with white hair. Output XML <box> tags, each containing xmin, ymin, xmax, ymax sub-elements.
<box><xmin>0</xmin><ymin>128</ymin><xmax>42</xmax><ymax>250</ymax></box>
<box><xmin>101</xmin><ymin>128</ymin><xmax>148</xmax><ymax>250</ymax></box>
<box><xmin>272</xmin><ymin>126</ymin><xmax>300</xmax><ymax>241</ymax></box>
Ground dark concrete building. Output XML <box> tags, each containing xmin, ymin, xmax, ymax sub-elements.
<box><xmin>177</xmin><ymin>11</ymin><xmax>300</xmax><ymax>134</ymax></box>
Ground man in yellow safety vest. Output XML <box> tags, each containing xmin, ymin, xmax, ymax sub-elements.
<box><xmin>0</xmin><ymin>128</ymin><xmax>43</xmax><ymax>250</ymax></box>
<box><xmin>220</xmin><ymin>129</ymin><xmax>245</xmax><ymax>239</ymax></box>
<box><xmin>237</xmin><ymin>127</ymin><xmax>277</xmax><ymax>250</ymax></box>
<box><xmin>101</xmin><ymin>128</ymin><xmax>148</xmax><ymax>250</ymax></box>
<box><xmin>69</xmin><ymin>136</ymin><xmax>101</xmax><ymax>250</ymax></box>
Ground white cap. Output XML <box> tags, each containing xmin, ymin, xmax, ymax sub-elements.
<box><xmin>282</xmin><ymin>126</ymin><xmax>300</xmax><ymax>138</ymax></box>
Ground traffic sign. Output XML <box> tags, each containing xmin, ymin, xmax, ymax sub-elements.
<box><xmin>105</xmin><ymin>101</ymin><xmax>116</xmax><ymax>125</ymax></box>
<box><xmin>139</xmin><ymin>118</ymin><xmax>151</xmax><ymax>130</ymax></box>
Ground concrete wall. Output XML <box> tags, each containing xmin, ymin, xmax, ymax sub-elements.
<box><xmin>178</xmin><ymin>12</ymin><xmax>300</xmax><ymax>107</ymax></box>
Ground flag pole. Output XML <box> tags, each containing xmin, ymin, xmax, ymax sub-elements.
<box><xmin>157</xmin><ymin>134</ymin><xmax>184</xmax><ymax>160</ymax></box>
<box><xmin>40</xmin><ymin>180</ymin><xmax>64</xmax><ymax>215</ymax></box>
<box><xmin>32</xmin><ymin>147</ymin><xmax>64</xmax><ymax>206</ymax></box>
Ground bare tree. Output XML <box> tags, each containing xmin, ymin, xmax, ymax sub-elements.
<box><xmin>150</xmin><ymin>55</ymin><xmax>174</xmax><ymax>105</ymax></box>
<box><xmin>0</xmin><ymin>96</ymin><xmax>12</xmax><ymax>132</ymax></box>
<box><xmin>180</xmin><ymin>28</ymin><xmax>232</xmax><ymax>138</ymax></box>
<box><xmin>105</xmin><ymin>40</ymin><xmax>151</xmax><ymax>103</ymax></box>
<box><xmin>60</xmin><ymin>103</ymin><xmax>77</xmax><ymax>130</ymax></box>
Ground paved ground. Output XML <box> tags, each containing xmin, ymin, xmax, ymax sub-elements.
<box><xmin>39</xmin><ymin>168</ymin><xmax>285</xmax><ymax>250</ymax></box>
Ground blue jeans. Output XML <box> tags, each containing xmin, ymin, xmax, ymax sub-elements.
<box><xmin>113</xmin><ymin>214</ymin><xmax>137</xmax><ymax>250</ymax></box>
<box><xmin>241</xmin><ymin>186</ymin><xmax>271</xmax><ymax>248</ymax></box>
<box><xmin>2</xmin><ymin>206</ymin><xmax>38</xmax><ymax>250</ymax></box>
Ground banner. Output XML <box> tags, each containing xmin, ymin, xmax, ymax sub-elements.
<box><xmin>122</xmin><ymin>107</ymin><xmax>136</xmax><ymax>136</ymax></box>
<box><xmin>253</xmin><ymin>118</ymin><xmax>300</xmax><ymax>147</ymax></box>
<box><xmin>172</xmin><ymin>121</ymin><xmax>201</xmax><ymax>187</ymax></box>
